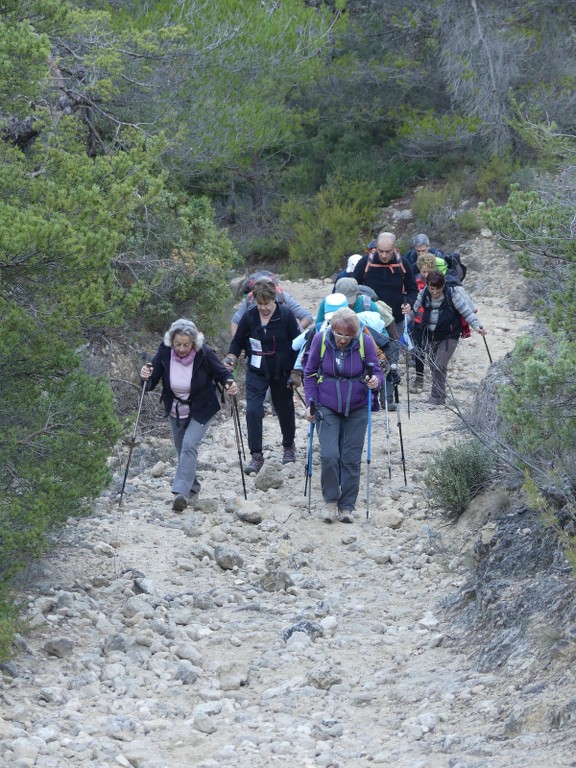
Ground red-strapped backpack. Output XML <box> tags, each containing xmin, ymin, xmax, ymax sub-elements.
<box><xmin>243</xmin><ymin>270</ymin><xmax>287</xmax><ymax>306</ymax></box>
<box><xmin>364</xmin><ymin>250</ymin><xmax>406</xmax><ymax>277</ymax></box>
<box><xmin>414</xmin><ymin>285</ymin><xmax>475</xmax><ymax>338</ymax></box>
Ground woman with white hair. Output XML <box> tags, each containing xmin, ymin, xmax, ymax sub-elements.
<box><xmin>140</xmin><ymin>319</ymin><xmax>237</xmax><ymax>511</ymax></box>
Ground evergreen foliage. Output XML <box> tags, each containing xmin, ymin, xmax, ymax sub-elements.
<box><xmin>498</xmin><ymin>336</ymin><xmax>576</xmax><ymax>468</ymax></box>
<box><xmin>424</xmin><ymin>440</ymin><xmax>494</xmax><ymax>519</ymax></box>
<box><xmin>0</xmin><ymin>309</ymin><xmax>122</xmax><ymax>578</ymax></box>
<box><xmin>482</xmin><ymin>120</ymin><xmax>576</xmax><ymax>560</ymax></box>
<box><xmin>280</xmin><ymin>174</ymin><xmax>380</xmax><ymax>277</ymax></box>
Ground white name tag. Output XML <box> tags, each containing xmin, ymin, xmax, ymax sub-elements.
<box><xmin>250</xmin><ymin>337</ymin><xmax>262</xmax><ymax>368</ymax></box>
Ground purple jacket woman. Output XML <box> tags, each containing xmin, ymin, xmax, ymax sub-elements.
<box><xmin>303</xmin><ymin>308</ymin><xmax>383</xmax><ymax>524</ymax></box>
<box><xmin>304</xmin><ymin>328</ymin><xmax>382</xmax><ymax>416</ymax></box>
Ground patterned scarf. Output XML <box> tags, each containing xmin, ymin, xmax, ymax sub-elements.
<box><xmin>171</xmin><ymin>347</ymin><xmax>196</xmax><ymax>366</ymax></box>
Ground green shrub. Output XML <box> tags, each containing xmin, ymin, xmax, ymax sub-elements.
<box><xmin>476</xmin><ymin>154</ymin><xmax>520</xmax><ymax>200</ymax></box>
<box><xmin>412</xmin><ymin>183</ymin><xmax>461</xmax><ymax>225</ymax></box>
<box><xmin>0</xmin><ymin>597</ymin><xmax>19</xmax><ymax>663</ymax></box>
<box><xmin>411</xmin><ymin>179</ymin><xmax>483</xmax><ymax>243</ymax></box>
<box><xmin>279</xmin><ymin>172</ymin><xmax>381</xmax><ymax>278</ymax></box>
<box><xmin>452</xmin><ymin>209</ymin><xmax>481</xmax><ymax>234</ymax></box>
<box><xmin>238</xmin><ymin>235</ymin><xmax>288</xmax><ymax>267</ymax></box>
<box><xmin>424</xmin><ymin>439</ymin><xmax>494</xmax><ymax>519</ymax></box>
<box><xmin>498</xmin><ymin>334</ymin><xmax>576</xmax><ymax>466</ymax></box>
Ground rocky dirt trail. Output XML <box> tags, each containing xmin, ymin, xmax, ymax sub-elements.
<box><xmin>1</xmin><ymin>234</ymin><xmax>575</xmax><ymax>768</ymax></box>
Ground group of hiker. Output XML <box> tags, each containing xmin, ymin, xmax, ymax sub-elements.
<box><xmin>139</xmin><ymin>231</ymin><xmax>487</xmax><ymax>520</ymax></box>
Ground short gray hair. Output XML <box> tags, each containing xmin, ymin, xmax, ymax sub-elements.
<box><xmin>413</xmin><ymin>233</ymin><xmax>430</xmax><ymax>247</ymax></box>
<box><xmin>376</xmin><ymin>231</ymin><xmax>396</xmax><ymax>247</ymax></box>
<box><xmin>164</xmin><ymin>318</ymin><xmax>204</xmax><ymax>350</ymax></box>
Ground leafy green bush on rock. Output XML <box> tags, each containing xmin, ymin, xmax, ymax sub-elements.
<box><xmin>424</xmin><ymin>439</ymin><xmax>494</xmax><ymax>519</ymax></box>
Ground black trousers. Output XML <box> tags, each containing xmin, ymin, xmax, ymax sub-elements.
<box><xmin>245</xmin><ymin>370</ymin><xmax>296</xmax><ymax>455</ymax></box>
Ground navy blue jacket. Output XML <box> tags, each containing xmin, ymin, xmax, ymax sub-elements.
<box><xmin>405</xmin><ymin>246</ymin><xmax>442</xmax><ymax>270</ymax></box>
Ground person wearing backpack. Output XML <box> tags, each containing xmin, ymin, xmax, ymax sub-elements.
<box><xmin>409</xmin><ymin>252</ymin><xmax>448</xmax><ymax>393</ymax></box>
<box><xmin>352</xmin><ymin>231</ymin><xmax>418</xmax><ymax>337</ymax></box>
<box><xmin>314</xmin><ymin>278</ymin><xmax>400</xmax><ymax>411</ymax></box>
<box><xmin>406</xmin><ymin>270</ymin><xmax>487</xmax><ymax>406</ymax></box>
<box><xmin>140</xmin><ymin>318</ymin><xmax>238</xmax><ymax>512</ymax></box>
<box><xmin>316</xmin><ymin>277</ymin><xmax>379</xmax><ymax>326</ymax></box>
<box><xmin>404</xmin><ymin>233</ymin><xmax>444</xmax><ymax>270</ymax></box>
<box><xmin>332</xmin><ymin>253</ymin><xmax>363</xmax><ymax>291</ymax></box>
<box><xmin>292</xmin><ymin>293</ymin><xmax>350</xmax><ymax>378</ymax></box>
<box><xmin>303</xmin><ymin>307</ymin><xmax>383</xmax><ymax>523</ymax></box>
<box><xmin>225</xmin><ymin>279</ymin><xmax>300</xmax><ymax>474</ymax></box>
<box><xmin>230</xmin><ymin>270</ymin><xmax>313</xmax><ymax>335</ymax></box>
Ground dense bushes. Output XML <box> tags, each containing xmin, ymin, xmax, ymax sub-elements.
<box><xmin>280</xmin><ymin>174</ymin><xmax>381</xmax><ymax>278</ymax></box>
<box><xmin>498</xmin><ymin>335</ymin><xmax>576</xmax><ymax>477</ymax></box>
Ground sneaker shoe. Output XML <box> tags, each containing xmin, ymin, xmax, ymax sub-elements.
<box><xmin>409</xmin><ymin>377</ymin><xmax>424</xmax><ymax>394</ymax></box>
<box><xmin>338</xmin><ymin>509</ymin><xmax>354</xmax><ymax>524</ymax></box>
<box><xmin>321</xmin><ymin>501</ymin><xmax>338</xmax><ymax>524</ymax></box>
<box><xmin>245</xmin><ymin>453</ymin><xmax>264</xmax><ymax>475</ymax></box>
<box><xmin>282</xmin><ymin>443</ymin><xmax>296</xmax><ymax>464</ymax></box>
<box><xmin>172</xmin><ymin>494</ymin><xmax>188</xmax><ymax>512</ymax></box>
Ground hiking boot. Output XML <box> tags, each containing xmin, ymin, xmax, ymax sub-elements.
<box><xmin>172</xmin><ymin>494</ymin><xmax>188</xmax><ymax>512</ymax></box>
<box><xmin>386</xmin><ymin>400</ymin><xmax>397</xmax><ymax>412</ymax></box>
<box><xmin>282</xmin><ymin>443</ymin><xmax>296</xmax><ymax>464</ymax></box>
<box><xmin>245</xmin><ymin>453</ymin><xmax>264</xmax><ymax>475</ymax></box>
<box><xmin>409</xmin><ymin>376</ymin><xmax>424</xmax><ymax>394</ymax></box>
<box><xmin>188</xmin><ymin>478</ymin><xmax>202</xmax><ymax>499</ymax></box>
<box><xmin>338</xmin><ymin>508</ymin><xmax>354</xmax><ymax>524</ymax></box>
<box><xmin>321</xmin><ymin>501</ymin><xmax>338</xmax><ymax>524</ymax></box>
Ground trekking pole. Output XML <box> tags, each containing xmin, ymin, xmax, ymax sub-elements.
<box><xmin>288</xmin><ymin>371</ymin><xmax>307</xmax><ymax>408</ymax></box>
<box><xmin>231</xmin><ymin>392</ymin><xmax>246</xmax><ymax>461</ymax></box>
<box><xmin>400</xmin><ymin>316</ymin><xmax>414</xmax><ymax>419</ymax></box>
<box><xmin>230</xmin><ymin>395</ymin><xmax>247</xmax><ymax>499</ymax></box>
<box><xmin>482</xmin><ymin>335</ymin><xmax>493</xmax><ymax>364</ymax></box>
<box><xmin>304</xmin><ymin>401</ymin><xmax>315</xmax><ymax>514</ymax></box>
<box><xmin>294</xmin><ymin>386</ymin><xmax>306</xmax><ymax>407</ymax></box>
<box><xmin>365</xmin><ymin>363</ymin><xmax>374</xmax><ymax>519</ymax></box>
<box><xmin>394</xmin><ymin>384</ymin><xmax>408</xmax><ymax>486</ymax></box>
<box><xmin>405</xmin><ymin>348</ymin><xmax>411</xmax><ymax>419</ymax></box>
<box><xmin>383</xmin><ymin>385</ymin><xmax>393</xmax><ymax>480</ymax></box>
<box><xmin>118</xmin><ymin>369</ymin><xmax>150</xmax><ymax>506</ymax></box>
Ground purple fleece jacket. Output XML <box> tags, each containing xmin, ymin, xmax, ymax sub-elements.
<box><xmin>303</xmin><ymin>329</ymin><xmax>384</xmax><ymax>415</ymax></box>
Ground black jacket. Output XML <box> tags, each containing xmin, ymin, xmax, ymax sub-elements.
<box><xmin>352</xmin><ymin>252</ymin><xmax>418</xmax><ymax>323</ymax></box>
<box><xmin>414</xmin><ymin>287</ymin><xmax>464</xmax><ymax>342</ymax></box>
<box><xmin>145</xmin><ymin>343</ymin><xmax>231</xmax><ymax>424</ymax></box>
<box><xmin>228</xmin><ymin>303</ymin><xmax>299</xmax><ymax>379</ymax></box>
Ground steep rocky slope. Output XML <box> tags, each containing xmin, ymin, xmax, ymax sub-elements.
<box><xmin>1</xmin><ymin>233</ymin><xmax>575</xmax><ymax>768</ymax></box>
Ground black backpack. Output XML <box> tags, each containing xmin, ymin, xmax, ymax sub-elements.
<box><xmin>443</xmin><ymin>252</ymin><xmax>467</xmax><ymax>282</ymax></box>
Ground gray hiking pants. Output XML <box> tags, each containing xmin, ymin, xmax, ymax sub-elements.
<box><xmin>168</xmin><ymin>416</ymin><xmax>211</xmax><ymax>495</ymax></box>
<box><xmin>428</xmin><ymin>337</ymin><xmax>459</xmax><ymax>404</ymax></box>
<box><xmin>316</xmin><ymin>405</ymin><xmax>368</xmax><ymax>512</ymax></box>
